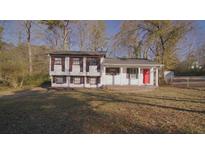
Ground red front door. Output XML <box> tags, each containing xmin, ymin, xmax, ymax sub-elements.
<box><xmin>143</xmin><ymin>69</ymin><xmax>150</xmax><ymax>84</ymax></box>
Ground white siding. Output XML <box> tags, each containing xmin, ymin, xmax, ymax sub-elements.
<box><xmin>101</xmin><ymin>66</ymin><xmax>156</xmax><ymax>86</ymax></box>
<box><xmin>150</xmin><ymin>67</ymin><xmax>154</xmax><ymax>85</ymax></box>
<box><xmin>89</xmin><ymin>65</ymin><xmax>98</xmax><ymax>73</ymax></box>
<box><xmin>49</xmin><ymin>55</ymin><xmax>159</xmax><ymax>88</ymax></box>
<box><xmin>69</xmin><ymin>84</ymin><xmax>84</xmax><ymax>88</ymax></box>
<box><xmin>102</xmin><ymin>67</ymin><xmax>139</xmax><ymax>85</ymax></box>
<box><xmin>72</xmin><ymin>65</ymin><xmax>80</xmax><ymax>73</ymax></box>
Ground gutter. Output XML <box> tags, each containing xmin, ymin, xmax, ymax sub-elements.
<box><xmin>103</xmin><ymin>63</ymin><xmax>164</xmax><ymax>67</ymax></box>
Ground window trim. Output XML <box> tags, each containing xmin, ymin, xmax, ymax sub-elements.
<box><xmin>54</xmin><ymin>76</ymin><xmax>66</xmax><ymax>84</ymax></box>
<box><xmin>90</xmin><ymin>77</ymin><xmax>97</xmax><ymax>85</ymax></box>
<box><xmin>73</xmin><ymin>58</ymin><xmax>80</xmax><ymax>65</ymax></box>
<box><xmin>105</xmin><ymin>67</ymin><xmax>120</xmax><ymax>75</ymax></box>
<box><xmin>127</xmin><ymin>68</ymin><xmax>139</xmax><ymax>79</ymax></box>
<box><xmin>54</xmin><ymin>58</ymin><xmax>62</xmax><ymax>65</ymax></box>
<box><xmin>73</xmin><ymin>77</ymin><xmax>81</xmax><ymax>84</ymax></box>
<box><xmin>89</xmin><ymin>58</ymin><xmax>98</xmax><ymax>66</ymax></box>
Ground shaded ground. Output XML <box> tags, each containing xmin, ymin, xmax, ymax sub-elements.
<box><xmin>0</xmin><ymin>86</ymin><xmax>204</xmax><ymax>133</ymax></box>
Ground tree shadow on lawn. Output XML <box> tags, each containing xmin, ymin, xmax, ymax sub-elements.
<box><xmin>0</xmin><ymin>88</ymin><xmax>175</xmax><ymax>134</ymax></box>
<box><xmin>131</xmin><ymin>94</ymin><xmax>205</xmax><ymax>104</ymax></box>
<box><xmin>75</xmin><ymin>89</ymin><xmax>205</xmax><ymax>115</ymax></box>
<box><xmin>171</xmin><ymin>86</ymin><xmax>205</xmax><ymax>92</ymax></box>
<box><xmin>0</xmin><ymin>88</ymin><xmax>92</xmax><ymax>133</ymax></box>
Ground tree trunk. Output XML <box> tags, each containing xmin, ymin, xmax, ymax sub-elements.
<box><xmin>28</xmin><ymin>42</ymin><xmax>32</xmax><ymax>75</ymax></box>
<box><xmin>143</xmin><ymin>51</ymin><xmax>148</xmax><ymax>59</ymax></box>
<box><xmin>159</xmin><ymin>36</ymin><xmax>165</xmax><ymax>65</ymax></box>
<box><xmin>20</xmin><ymin>76</ymin><xmax>25</xmax><ymax>88</ymax></box>
<box><xmin>25</xmin><ymin>21</ymin><xmax>32</xmax><ymax>75</ymax></box>
<box><xmin>63</xmin><ymin>21</ymin><xmax>70</xmax><ymax>50</ymax></box>
<box><xmin>159</xmin><ymin>35</ymin><xmax>165</xmax><ymax>80</ymax></box>
<box><xmin>79</xmin><ymin>31</ymin><xmax>84</xmax><ymax>51</ymax></box>
<box><xmin>63</xmin><ymin>28</ymin><xmax>68</xmax><ymax>50</ymax></box>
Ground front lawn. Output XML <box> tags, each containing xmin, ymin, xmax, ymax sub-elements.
<box><xmin>0</xmin><ymin>86</ymin><xmax>204</xmax><ymax>133</ymax></box>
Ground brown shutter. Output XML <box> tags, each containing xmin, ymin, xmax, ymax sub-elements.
<box><xmin>70</xmin><ymin>76</ymin><xmax>73</xmax><ymax>83</ymax></box>
<box><xmin>97</xmin><ymin>77</ymin><xmax>100</xmax><ymax>84</ymax></box>
<box><xmin>53</xmin><ymin>76</ymin><xmax>56</xmax><ymax>83</ymax></box>
<box><xmin>63</xmin><ymin>76</ymin><xmax>66</xmax><ymax>83</ymax></box>
<box><xmin>86</xmin><ymin>58</ymin><xmax>89</xmax><ymax>72</ymax></box>
<box><xmin>83</xmin><ymin>77</ymin><xmax>85</xmax><ymax>84</ymax></box>
<box><xmin>97</xmin><ymin>58</ymin><xmax>100</xmax><ymax>72</ymax></box>
<box><xmin>126</xmin><ymin>68</ymin><xmax>129</xmax><ymax>78</ymax></box>
<box><xmin>62</xmin><ymin>57</ymin><xmax>65</xmax><ymax>72</ymax></box>
<box><xmin>87</xmin><ymin>77</ymin><xmax>90</xmax><ymax>83</ymax></box>
<box><xmin>80</xmin><ymin>58</ymin><xmax>83</xmax><ymax>72</ymax></box>
<box><xmin>51</xmin><ymin>57</ymin><xmax>55</xmax><ymax>71</ymax></box>
<box><xmin>127</xmin><ymin>68</ymin><xmax>130</xmax><ymax>79</ymax></box>
<box><xmin>69</xmin><ymin>57</ymin><xmax>73</xmax><ymax>72</ymax></box>
<box><xmin>80</xmin><ymin>77</ymin><xmax>84</xmax><ymax>84</ymax></box>
<box><xmin>117</xmin><ymin>68</ymin><xmax>120</xmax><ymax>74</ymax></box>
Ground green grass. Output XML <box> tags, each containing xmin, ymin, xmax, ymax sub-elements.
<box><xmin>0</xmin><ymin>86</ymin><xmax>204</xmax><ymax>133</ymax></box>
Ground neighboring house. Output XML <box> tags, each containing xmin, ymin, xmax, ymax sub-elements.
<box><xmin>49</xmin><ymin>51</ymin><xmax>162</xmax><ymax>88</ymax></box>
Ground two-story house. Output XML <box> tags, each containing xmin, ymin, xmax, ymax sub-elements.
<box><xmin>49</xmin><ymin>51</ymin><xmax>162</xmax><ymax>88</ymax></box>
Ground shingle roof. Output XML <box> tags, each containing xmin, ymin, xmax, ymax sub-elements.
<box><xmin>49</xmin><ymin>51</ymin><xmax>106</xmax><ymax>56</ymax></box>
<box><xmin>49</xmin><ymin>51</ymin><xmax>162</xmax><ymax>66</ymax></box>
<box><xmin>104</xmin><ymin>58</ymin><xmax>162</xmax><ymax>66</ymax></box>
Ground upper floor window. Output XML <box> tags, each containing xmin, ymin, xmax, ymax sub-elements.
<box><xmin>127</xmin><ymin>68</ymin><xmax>138</xmax><ymax>79</ymax></box>
<box><xmin>54</xmin><ymin>58</ymin><xmax>62</xmax><ymax>65</ymax></box>
<box><xmin>89</xmin><ymin>58</ymin><xmax>98</xmax><ymax>65</ymax></box>
<box><xmin>73</xmin><ymin>58</ymin><xmax>80</xmax><ymax>65</ymax></box>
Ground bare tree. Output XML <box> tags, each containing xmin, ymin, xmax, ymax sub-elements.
<box><xmin>75</xmin><ymin>21</ymin><xmax>107</xmax><ymax>52</ymax></box>
<box><xmin>88</xmin><ymin>21</ymin><xmax>107</xmax><ymax>51</ymax></box>
<box><xmin>76</xmin><ymin>21</ymin><xmax>88</xmax><ymax>51</ymax></box>
<box><xmin>62</xmin><ymin>20</ymin><xmax>70</xmax><ymax>50</ymax></box>
<box><xmin>114</xmin><ymin>21</ymin><xmax>192</xmax><ymax>70</ymax></box>
<box><xmin>24</xmin><ymin>21</ymin><xmax>33</xmax><ymax>75</ymax></box>
<box><xmin>40</xmin><ymin>20</ymin><xmax>72</xmax><ymax>50</ymax></box>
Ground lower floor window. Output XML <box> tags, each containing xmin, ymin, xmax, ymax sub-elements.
<box><xmin>127</xmin><ymin>68</ymin><xmax>139</xmax><ymax>79</ymax></box>
<box><xmin>54</xmin><ymin>76</ymin><xmax>66</xmax><ymax>84</ymax></box>
<box><xmin>70</xmin><ymin>76</ymin><xmax>84</xmax><ymax>84</ymax></box>
<box><xmin>74</xmin><ymin>77</ymin><xmax>81</xmax><ymax>84</ymax></box>
<box><xmin>90</xmin><ymin>78</ymin><xmax>96</xmax><ymax>85</ymax></box>
<box><xmin>87</xmin><ymin>77</ymin><xmax>100</xmax><ymax>85</ymax></box>
<box><xmin>70</xmin><ymin>76</ymin><xmax>100</xmax><ymax>84</ymax></box>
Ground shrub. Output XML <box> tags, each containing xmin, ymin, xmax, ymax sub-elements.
<box><xmin>24</xmin><ymin>74</ymin><xmax>50</xmax><ymax>87</ymax></box>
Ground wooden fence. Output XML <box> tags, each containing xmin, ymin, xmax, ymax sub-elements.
<box><xmin>171</xmin><ymin>76</ymin><xmax>205</xmax><ymax>88</ymax></box>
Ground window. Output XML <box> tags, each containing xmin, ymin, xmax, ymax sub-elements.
<box><xmin>73</xmin><ymin>58</ymin><xmax>80</xmax><ymax>65</ymax></box>
<box><xmin>74</xmin><ymin>77</ymin><xmax>81</xmax><ymax>84</ymax></box>
<box><xmin>127</xmin><ymin>68</ymin><xmax>138</xmax><ymax>79</ymax></box>
<box><xmin>54</xmin><ymin>76</ymin><xmax>66</xmax><ymax>84</ymax></box>
<box><xmin>106</xmin><ymin>68</ymin><xmax>120</xmax><ymax>75</ymax></box>
<box><xmin>90</xmin><ymin>77</ymin><xmax>96</xmax><ymax>85</ymax></box>
<box><xmin>89</xmin><ymin>58</ymin><xmax>98</xmax><ymax>65</ymax></box>
<box><xmin>54</xmin><ymin>58</ymin><xmax>62</xmax><ymax>65</ymax></box>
